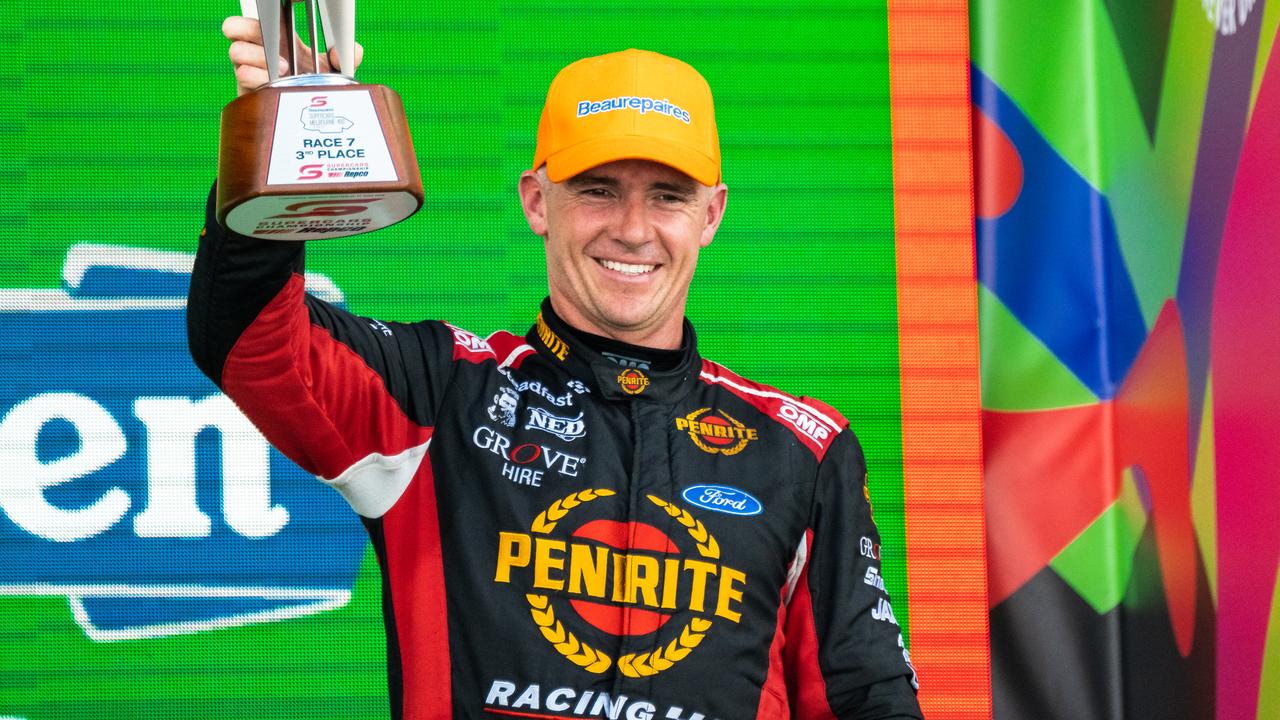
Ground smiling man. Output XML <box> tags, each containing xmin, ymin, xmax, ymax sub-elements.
<box><xmin>190</xmin><ymin>34</ymin><xmax>921</xmax><ymax>720</ymax></box>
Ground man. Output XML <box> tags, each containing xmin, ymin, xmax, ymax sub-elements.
<box><xmin>191</xmin><ymin>18</ymin><xmax>922</xmax><ymax>719</ymax></box>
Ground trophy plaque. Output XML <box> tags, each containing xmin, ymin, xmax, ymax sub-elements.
<box><xmin>217</xmin><ymin>0</ymin><xmax>423</xmax><ymax>240</ymax></box>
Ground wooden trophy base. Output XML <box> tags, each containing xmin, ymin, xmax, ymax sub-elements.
<box><xmin>217</xmin><ymin>76</ymin><xmax>423</xmax><ymax>240</ymax></box>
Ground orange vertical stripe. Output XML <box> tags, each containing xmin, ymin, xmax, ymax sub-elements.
<box><xmin>887</xmin><ymin>1</ymin><xmax>992</xmax><ymax>718</ymax></box>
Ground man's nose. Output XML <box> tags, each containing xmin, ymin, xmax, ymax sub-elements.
<box><xmin>615</xmin><ymin>196</ymin><xmax>653</xmax><ymax>247</ymax></box>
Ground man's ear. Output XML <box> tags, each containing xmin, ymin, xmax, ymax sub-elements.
<box><xmin>699</xmin><ymin>183</ymin><xmax>728</xmax><ymax>249</ymax></box>
<box><xmin>518</xmin><ymin>170</ymin><xmax>549</xmax><ymax>237</ymax></box>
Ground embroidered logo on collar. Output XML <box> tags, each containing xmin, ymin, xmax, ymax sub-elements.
<box><xmin>616</xmin><ymin>368</ymin><xmax>650</xmax><ymax>395</ymax></box>
<box><xmin>535</xmin><ymin>311</ymin><xmax>569</xmax><ymax>361</ymax></box>
<box><xmin>602</xmin><ymin>351</ymin><xmax>651</xmax><ymax>371</ymax></box>
<box><xmin>674</xmin><ymin>408</ymin><xmax>758</xmax><ymax>455</ymax></box>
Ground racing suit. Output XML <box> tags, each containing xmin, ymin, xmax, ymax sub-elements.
<box><xmin>188</xmin><ymin>189</ymin><xmax>922</xmax><ymax>720</ymax></box>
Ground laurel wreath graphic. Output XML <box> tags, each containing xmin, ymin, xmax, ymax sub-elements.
<box><xmin>685</xmin><ymin>408</ymin><xmax>752</xmax><ymax>456</ymax></box>
<box><xmin>521</xmin><ymin>489</ymin><xmax>725</xmax><ymax>678</ymax></box>
<box><xmin>617</xmin><ymin>617</ymin><xmax>714</xmax><ymax>677</ymax></box>
<box><xmin>645</xmin><ymin>494</ymin><xmax>720</xmax><ymax>560</ymax></box>
<box><xmin>526</xmin><ymin>593</ymin><xmax>613</xmax><ymax>673</ymax></box>
<box><xmin>526</xmin><ymin>488</ymin><xmax>616</xmax><ymax>673</ymax></box>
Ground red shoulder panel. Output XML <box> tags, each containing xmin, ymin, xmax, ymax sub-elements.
<box><xmin>223</xmin><ymin>273</ymin><xmax>429</xmax><ymax>479</ymax></box>
<box><xmin>699</xmin><ymin>359</ymin><xmax>847</xmax><ymax>461</ymax></box>
<box><xmin>484</xmin><ymin>329</ymin><xmax>536</xmax><ymax>369</ymax></box>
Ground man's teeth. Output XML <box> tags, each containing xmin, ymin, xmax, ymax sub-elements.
<box><xmin>600</xmin><ymin>259</ymin><xmax>656</xmax><ymax>275</ymax></box>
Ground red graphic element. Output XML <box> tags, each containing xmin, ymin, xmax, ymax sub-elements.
<box><xmin>269</xmin><ymin>199</ymin><xmax>378</xmax><ymax>218</ymax></box>
<box><xmin>1212</xmin><ymin>43</ymin><xmax>1280</xmax><ymax>720</ymax></box>
<box><xmin>972</xmin><ymin>104</ymin><xmax>1023</xmax><ymax>219</ymax></box>
<box><xmin>296</xmin><ymin>164</ymin><xmax>324</xmax><ymax>180</ymax></box>
<box><xmin>985</xmin><ymin>301</ymin><xmax>1196</xmax><ymax>655</ymax></box>
<box><xmin>984</xmin><ymin>403</ymin><xmax>1116</xmax><ymax>606</ymax></box>
<box><xmin>509</xmin><ymin>444</ymin><xmax>541</xmax><ymax>464</ymax></box>
<box><xmin>568</xmin><ymin>520</ymin><xmax>677</xmax><ymax>636</ymax></box>
<box><xmin>696</xmin><ymin>413</ymin><xmax>735</xmax><ymax>446</ymax></box>
<box><xmin>309</xmin><ymin>96</ymin><xmax>328</xmax><ymax>107</ymax></box>
<box><xmin>699</xmin><ymin>359</ymin><xmax>846</xmax><ymax>461</ymax></box>
<box><xmin>1114</xmin><ymin>301</ymin><xmax>1194</xmax><ymax>656</ymax></box>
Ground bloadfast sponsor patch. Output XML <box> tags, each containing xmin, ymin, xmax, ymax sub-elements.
<box><xmin>576</xmin><ymin>96</ymin><xmax>692</xmax><ymax>124</ymax></box>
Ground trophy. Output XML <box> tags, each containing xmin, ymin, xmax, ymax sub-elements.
<box><xmin>216</xmin><ymin>0</ymin><xmax>423</xmax><ymax>240</ymax></box>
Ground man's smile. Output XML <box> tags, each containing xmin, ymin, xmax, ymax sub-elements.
<box><xmin>596</xmin><ymin>258</ymin><xmax>659</xmax><ymax>277</ymax></box>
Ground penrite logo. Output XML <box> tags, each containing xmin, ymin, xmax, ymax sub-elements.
<box><xmin>0</xmin><ymin>245</ymin><xmax>366</xmax><ymax>641</ymax></box>
<box><xmin>494</xmin><ymin>490</ymin><xmax>745</xmax><ymax>677</ymax></box>
<box><xmin>535</xmin><ymin>311</ymin><xmax>569</xmax><ymax>361</ymax></box>
<box><xmin>524</xmin><ymin>407</ymin><xmax>586</xmax><ymax>442</ymax></box>
<box><xmin>674</xmin><ymin>408</ymin><xmax>758</xmax><ymax>455</ymax></box>
<box><xmin>616</xmin><ymin>368</ymin><xmax>649</xmax><ymax>395</ymax></box>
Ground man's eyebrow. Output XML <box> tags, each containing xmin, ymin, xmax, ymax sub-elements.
<box><xmin>565</xmin><ymin>174</ymin><xmax>619</xmax><ymax>189</ymax></box>
<box><xmin>652</xmin><ymin>179</ymin><xmax>698</xmax><ymax>195</ymax></box>
<box><xmin>563</xmin><ymin>174</ymin><xmax>698</xmax><ymax>195</ymax></box>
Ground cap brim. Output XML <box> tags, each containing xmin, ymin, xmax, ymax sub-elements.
<box><xmin>543</xmin><ymin>135</ymin><xmax>720</xmax><ymax>186</ymax></box>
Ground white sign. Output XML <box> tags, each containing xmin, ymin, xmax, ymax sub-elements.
<box><xmin>267</xmin><ymin>89</ymin><xmax>398</xmax><ymax>186</ymax></box>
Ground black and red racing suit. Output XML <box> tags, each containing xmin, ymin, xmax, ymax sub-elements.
<box><xmin>188</xmin><ymin>189</ymin><xmax>922</xmax><ymax>719</ymax></box>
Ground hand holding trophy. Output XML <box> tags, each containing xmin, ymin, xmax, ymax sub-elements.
<box><xmin>217</xmin><ymin>0</ymin><xmax>423</xmax><ymax>240</ymax></box>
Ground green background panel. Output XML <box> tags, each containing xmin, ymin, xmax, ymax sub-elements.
<box><xmin>1</xmin><ymin>2</ymin><xmax>907</xmax><ymax>717</ymax></box>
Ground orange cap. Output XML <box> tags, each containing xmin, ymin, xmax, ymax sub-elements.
<box><xmin>532</xmin><ymin>49</ymin><xmax>721</xmax><ymax>186</ymax></box>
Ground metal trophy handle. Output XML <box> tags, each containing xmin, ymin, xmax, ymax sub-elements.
<box><xmin>217</xmin><ymin>0</ymin><xmax>423</xmax><ymax>240</ymax></box>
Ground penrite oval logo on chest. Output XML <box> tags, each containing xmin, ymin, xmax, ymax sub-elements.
<box><xmin>674</xmin><ymin>408</ymin><xmax>758</xmax><ymax>455</ymax></box>
<box><xmin>493</xmin><ymin>490</ymin><xmax>746</xmax><ymax>678</ymax></box>
<box><xmin>682</xmin><ymin>485</ymin><xmax>763</xmax><ymax>516</ymax></box>
<box><xmin>615</xmin><ymin>368</ymin><xmax>650</xmax><ymax>395</ymax></box>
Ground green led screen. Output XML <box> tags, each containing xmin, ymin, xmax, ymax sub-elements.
<box><xmin>1</xmin><ymin>2</ymin><xmax>904</xmax><ymax>716</ymax></box>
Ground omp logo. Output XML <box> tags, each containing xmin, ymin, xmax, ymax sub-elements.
<box><xmin>674</xmin><ymin>408</ymin><xmax>757</xmax><ymax>455</ymax></box>
<box><xmin>494</xmin><ymin>491</ymin><xmax>745</xmax><ymax>677</ymax></box>
<box><xmin>448</xmin><ymin>324</ymin><xmax>493</xmax><ymax>355</ymax></box>
<box><xmin>778</xmin><ymin>402</ymin><xmax>831</xmax><ymax>444</ymax></box>
<box><xmin>0</xmin><ymin>245</ymin><xmax>366</xmax><ymax>641</ymax></box>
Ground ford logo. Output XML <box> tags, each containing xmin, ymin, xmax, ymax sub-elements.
<box><xmin>681</xmin><ymin>485</ymin><xmax>763</xmax><ymax>516</ymax></box>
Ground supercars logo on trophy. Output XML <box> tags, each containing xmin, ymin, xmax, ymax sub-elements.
<box><xmin>217</xmin><ymin>0</ymin><xmax>423</xmax><ymax>240</ymax></box>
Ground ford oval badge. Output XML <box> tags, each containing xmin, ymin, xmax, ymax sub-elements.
<box><xmin>681</xmin><ymin>485</ymin><xmax>763</xmax><ymax>516</ymax></box>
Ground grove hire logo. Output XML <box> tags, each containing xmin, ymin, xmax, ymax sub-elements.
<box><xmin>493</xmin><ymin>490</ymin><xmax>745</xmax><ymax>677</ymax></box>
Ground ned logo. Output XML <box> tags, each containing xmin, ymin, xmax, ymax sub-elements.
<box><xmin>0</xmin><ymin>245</ymin><xmax>368</xmax><ymax>641</ymax></box>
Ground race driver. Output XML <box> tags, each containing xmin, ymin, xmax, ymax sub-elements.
<box><xmin>191</xmin><ymin>17</ymin><xmax>923</xmax><ymax>720</ymax></box>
